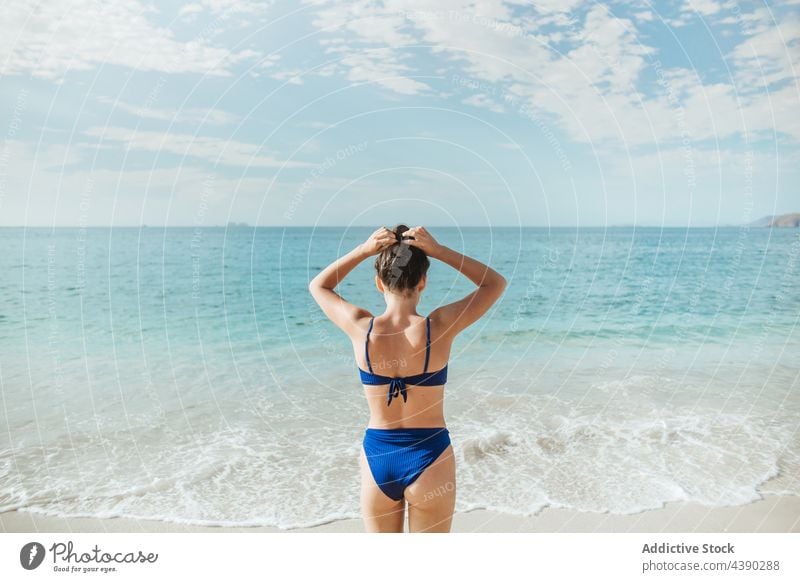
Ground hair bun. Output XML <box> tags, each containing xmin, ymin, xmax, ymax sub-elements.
<box><xmin>394</xmin><ymin>224</ymin><xmax>409</xmax><ymax>242</ymax></box>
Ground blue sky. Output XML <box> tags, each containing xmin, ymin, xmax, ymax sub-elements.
<box><xmin>0</xmin><ymin>0</ymin><xmax>798</xmax><ymax>227</ymax></box>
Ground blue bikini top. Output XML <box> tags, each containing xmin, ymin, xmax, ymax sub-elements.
<box><xmin>358</xmin><ymin>316</ymin><xmax>448</xmax><ymax>406</ymax></box>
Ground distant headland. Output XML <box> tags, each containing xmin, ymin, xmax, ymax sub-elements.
<box><xmin>750</xmin><ymin>213</ymin><xmax>800</xmax><ymax>228</ymax></box>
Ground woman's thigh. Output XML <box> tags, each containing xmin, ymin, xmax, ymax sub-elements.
<box><xmin>403</xmin><ymin>444</ymin><xmax>456</xmax><ymax>533</ymax></box>
<box><xmin>359</xmin><ymin>446</ymin><xmax>405</xmax><ymax>532</ymax></box>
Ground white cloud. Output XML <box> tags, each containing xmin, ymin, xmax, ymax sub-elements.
<box><xmin>729</xmin><ymin>14</ymin><xmax>800</xmax><ymax>88</ymax></box>
<box><xmin>680</xmin><ymin>0</ymin><xmax>724</xmax><ymax>17</ymax></box>
<box><xmin>269</xmin><ymin>68</ymin><xmax>306</xmax><ymax>85</ymax></box>
<box><xmin>195</xmin><ymin>0</ymin><xmax>274</xmax><ymax>17</ymax></box>
<box><xmin>302</xmin><ymin>0</ymin><xmax>434</xmax><ymax>95</ymax></box>
<box><xmin>0</xmin><ymin>139</ymin><xmax>330</xmax><ymax>226</ymax></box>
<box><xmin>96</xmin><ymin>97</ymin><xmax>240</xmax><ymax>125</ymax></box>
<box><xmin>462</xmin><ymin>93</ymin><xmax>506</xmax><ymax>113</ymax></box>
<box><xmin>304</xmin><ymin>1</ymin><xmax>666</xmax><ymax>142</ymax></box>
<box><xmin>1</xmin><ymin>140</ymin><xmax>83</xmax><ymax>173</ymax></box>
<box><xmin>300</xmin><ymin>0</ymin><xmax>800</xmax><ymax>145</ymax></box>
<box><xmin>82</xmin><ymin>127</ymin><xmax>315</xmax><ymax>168</ymax></box>
<box><xmin>338</xmin><ymin>49</ymin><xmax>430</xmax><ymax>95</ymax></box>
<box><xmin>178</xmin><ymin>4</ymin><xmax>204</xmax><ymax>19</ymax></box>
<box><xmin>0</xmin><ymin>0</ymin><xmax>259</xmax><ymax>79</ymax></box>
<box><xmin>510</xmin><ymin>0</ymin><xmax>584</xmax><ymax>14</ymax></box>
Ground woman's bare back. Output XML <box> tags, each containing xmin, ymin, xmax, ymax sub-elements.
<box><xmin>353</xmin><ymin>314</ymin><xmax>452</xmax><ymax>429</ymax></box>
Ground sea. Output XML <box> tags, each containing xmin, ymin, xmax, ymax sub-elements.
<box><xmin>1</xmin><ymin>226</ymin><xmax>798</xmax><ymax>528</ymax></box>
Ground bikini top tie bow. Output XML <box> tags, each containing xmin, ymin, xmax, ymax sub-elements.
<box><xmin>387</xmin><ymin>377</ymin><xmax>408</xmax><ymax>406</ymax></box>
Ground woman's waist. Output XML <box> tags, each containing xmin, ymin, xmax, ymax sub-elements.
<box><xmin>366</xmin><ymin>402</ymin><xmax>445</xmax><ymax>427</ymax></box>
<box><xmin>366</xmin><ymin>412</ymin><xmax>446</xmax><ymax>430</ymax></box>
<box><xmin>366</xmin><ymin>422</ymin><xmax>448</xmax><ymax>430</ymax></box>
<box><xmin>363</xmin><ymin>384</ymin><xmax>445</xmax><ymax>400</ymax></box>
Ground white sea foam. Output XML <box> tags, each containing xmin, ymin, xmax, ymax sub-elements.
<box><xmin>449</xmin><ymin>382</ymin><xmax>797</xmax><ymax>517</ymax></box>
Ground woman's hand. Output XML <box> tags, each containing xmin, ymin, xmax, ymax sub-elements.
<box><xmin>402</xmin><ymin>226</ymin><xmax>444</xmax><ymax>258</ymax></box>
<box><xmin>360</xmin><ymin>226</ymin><xmax>396</xmax><ymax>256</ymax></box>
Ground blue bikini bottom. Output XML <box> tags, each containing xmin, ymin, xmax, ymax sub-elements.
<box><xmin>362</xmin><ymin>427</ymin><xmax>451</xmax><ymax>502</ymax></box>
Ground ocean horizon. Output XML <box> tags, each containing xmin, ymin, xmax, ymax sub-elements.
<box><xmin>1</xmin><ymin>225</ymin><xmax>798</xmax><ymax>528</ymax></box>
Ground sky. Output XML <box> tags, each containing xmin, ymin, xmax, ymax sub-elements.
<box><xmin>0</xmin><ymin>0</ymin><xmax>798</xmax><ymax>227</ymax></box>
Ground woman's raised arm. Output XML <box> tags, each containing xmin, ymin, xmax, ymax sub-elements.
<box><xmin>308</xmin><ymin>227</ymin><xmax>395</xmax><ymax>334</ymax></box>
<box><xmin>404</xmin><ymin>226</ymin><xmax>507</xmax><ymax>335</ymax></box>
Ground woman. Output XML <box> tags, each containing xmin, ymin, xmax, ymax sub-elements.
<box><xmin>308</xmin><ymin>224</ymin><xmax>507</xmax><ymax>532</ymax></box>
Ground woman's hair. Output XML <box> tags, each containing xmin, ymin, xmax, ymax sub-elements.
<box><xmin>374</xmin><ymin>224</ymin><xmax>430</xmax><ymax>294</ymax></box>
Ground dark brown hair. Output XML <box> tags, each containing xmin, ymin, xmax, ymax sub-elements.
<box><xmin>374</xmin><ymin>224</ymin><xmax>430</xmax><ymax>294</ymax></box>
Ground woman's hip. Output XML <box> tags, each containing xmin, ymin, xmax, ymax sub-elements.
<box><xmin>363</xmin><ymin>426</ymin><xmax>450</xmax><ymax>449</ymax></box>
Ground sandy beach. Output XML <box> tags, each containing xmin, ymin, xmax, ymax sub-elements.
<box><xmin>3</xmin><ymin>493</ymin><xmax>798</xmax><ymax>533</ymax></box>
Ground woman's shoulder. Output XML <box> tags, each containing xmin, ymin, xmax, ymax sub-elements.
<box><xmin>342</xmin><ymin>312</ymin><xmax>375</xmax><ymax>341</ymax></box>
<box><xmin>425</xmin><ymin>311</ymin><xmax>457</xmax><ymax>342</ymax></box>
<box><xmin>425</xmin><ymin>309</ymin><xmax>449</xmax><ymax>331</ymax></box>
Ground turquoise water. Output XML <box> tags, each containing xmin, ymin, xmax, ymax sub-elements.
<box><xmin>1</xmin><ymin>226</ymin><xmax>798</xmax><ymax>527</ymax></box>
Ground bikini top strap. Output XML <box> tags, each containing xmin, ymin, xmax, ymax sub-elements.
<box><xmin>365</xmin><ymin>317</ymin><xmax>375</xmax><ymax>374</ymax></box>
<box><xmin>423</xmin><ymin>316</ymin><xmax>431</xmax><ymax>374</ymax></box>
